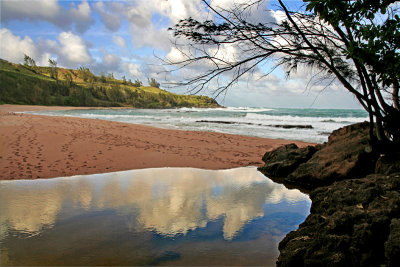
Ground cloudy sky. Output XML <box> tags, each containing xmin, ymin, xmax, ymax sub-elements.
<box><xmin>0</xmin><ymin>0</ymin><xmax>362</xmax><ymax>109</ymax></box>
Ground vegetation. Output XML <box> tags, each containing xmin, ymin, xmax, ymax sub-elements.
<box><xmin>0</xmin><ymin>58</ymin><xmax>220</xmax><ymax>108</ymax></box>
<box><xmin>168</xmin><ymin>0</ymin><xmax>400</xmax><ymax>149</ymax></box>
<box><xmin>148</xmin><ymin>77</ymin><xmax>160</xmax><ymax>88</ymax></box>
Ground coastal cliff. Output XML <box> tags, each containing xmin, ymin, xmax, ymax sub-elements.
<box><xmin>259</xmin><ymin>122</ymin><xmax>400</xmax><ymax>266</ymax></box>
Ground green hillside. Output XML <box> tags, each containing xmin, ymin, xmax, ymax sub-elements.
<box><xmin>0</xmin><ymin>59</ymin><xmax>220</xmax><ymax>108</ymax></box>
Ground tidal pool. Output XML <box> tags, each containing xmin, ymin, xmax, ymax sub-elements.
<box><xmin>0</xmin><ymin>167</ymin><xmax>310</xmax><ymax>266</ymax></box>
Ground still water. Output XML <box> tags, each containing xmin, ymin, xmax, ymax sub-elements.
<box><xmin>0</xmin><ymin>167</ymin><xmax>310</xmax><ymax>266</ymax></box>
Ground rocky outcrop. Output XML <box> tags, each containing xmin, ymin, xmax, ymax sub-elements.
<box><xmin>258</xmin><ymin>144</ymin><xmax>319</xmax><ymax>177</ymax></box>
<box><xmin>259</xmin><ymin>122</ymin><xmax>378</xmax><ymax>189</ymax></box>
<box><xmin>258</xmin><ymin>122</ymin><xmax>400</xmax><ymax>267</ymax></box>
<box><xmin>277</xmin><ymin>173</ymin><xmax>400</xmax><ymax>267</ymax></box>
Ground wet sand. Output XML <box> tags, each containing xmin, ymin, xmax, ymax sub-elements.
<box><xmin>0</xmin><ymin>105</ymin><xmax>313</xmax><ymax>180</ymax></box>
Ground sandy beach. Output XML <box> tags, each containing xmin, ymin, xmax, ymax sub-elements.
<box><xmin>0</xmin><ymin>104</ymin><xmax>313</xmax><ymax>180</ymax></box>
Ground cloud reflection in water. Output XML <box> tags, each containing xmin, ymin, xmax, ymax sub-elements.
<box><xmin>0</xmin><ymin>167</ymin><xmax>309</xmax><ymax>240</ymax></box>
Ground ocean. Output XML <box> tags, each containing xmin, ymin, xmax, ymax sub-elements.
<box><xmin>29</xmin><ymin>107</ymin><xmax>369</xmax><ymax>143</ymax></box>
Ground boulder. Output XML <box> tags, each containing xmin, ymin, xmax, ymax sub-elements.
<box><xmin>258</xmin><ymin>143</ymin><xmax>318</xmax><ymax>177</ymax></box>
<box><xmin>277</xmin><ymin>173</ymin><xmax>400</xmax><ymax>267</ymax></box>
<box><xmin>286</xmin><ymin>122</ymin><xmax>378</xmax><ymax>188</ymax></box>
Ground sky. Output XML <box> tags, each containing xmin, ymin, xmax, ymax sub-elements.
<box><xmin>0</xmin><ymin>0</ymin><xmax>363</xmax><ymax>109</ymax></box>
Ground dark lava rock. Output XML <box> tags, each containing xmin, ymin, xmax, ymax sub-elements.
<box><xmin>286</xmin><ymin>122</ymin><xmax>378</xmax><ymax>189</ymax></box>
<box><xmin>385</xmin><ymin>218</ymin><xmax>400</xmax><ymax>267</ymax></box>
<box><xmin>376</xmin><ymin>153</ymin><xmax>400</xmax><ymax>175</ymax></box>
<box><xmin>258</xmin><ymin>144</ymin><xmax>318</xmax><ymax>177</ymax></box>
<box><xmin>277</xmin><ymin>173</ymin><xmax>400</xmax><ymax>267</ymax></box>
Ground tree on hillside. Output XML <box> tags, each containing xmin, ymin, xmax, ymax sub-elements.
<box><xmin>148</xmin><ymin>77</ymin><xmax>160</xmax><ymax>88</ymax></box>
<box><xmin>167</xmin><ymin>0</ymin><xmax>400</xmax><ymax>149</ymax></box>
<box><xmin>23</xmin><ymin>54</ymin><xmax>36</xmax><ymax>68</ymax></box>
<box><xmin>133</xmin><ymin>79</ymin><xmax>143</xmax><ymax>87</ymax></box>
<box><xmin>100</xmin><ymin>72</ymin><xmax>107</xmax><ymax>83</ymax></box>
<box><xmin>48</xmin><ymin>59</ymin><xmax>58</xmax><ymax>80</ymax></box>
<box><xmin>107</xmin><ymin>73</ymin><xmax>115</xmax><ymax>81</ymax></box>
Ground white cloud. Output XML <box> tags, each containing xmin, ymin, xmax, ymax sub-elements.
<box><xmin>131</xmin><ymin>25</ymin><xmax>171</xmax><ymax>51</ymax></box>
<box><xmin>212</xmin><ymin>0</ymin><xmax>275</xmax><ymax>24</ymax></box>
<box><xmin>122</xmin><ymin>62</ymin><xmax>143</xmax><ymax>79</ymax></box>
<box><xmin>37</xmin><ymin>52</ymin><xmax>52</xmax><ymax>66</ymax></box>
<box><xmin>1</xmin><ymin>0</ymin><xmax>60</xmax><ymax>21</ymax></box>
<box><xmin>165</xmin><ymin>47</ymin><xmax>186</xmax><ymax>63</ymax></box>
<box><xmin>57</xmin><ymin>32</ymin><xmax>93</xmax><ymax>66</ymax></box>
<box><xmin>103</xmin><ymin>53</ymin><xmax>121</xmax><ymax>68</ymax></box>
<box><xmin>159</xmin><ymin>0</ymin><xmax>204</xmax><ymax>24</ymax></box>
<box><xmin>112</xmin><ymin>36</ymin><xmax>127</xmax><ymax>48</ymax></box>
<box><xmin>86</xmin><ymin>49</ymin><xmax>125</xmax><ymax>77</ymax></box>
<box><xmin>68</xmin><ymin>1</ymin><xmax>93</xmax><ymax>33</ymax></box>
<box><xmin>90</xmin><ymin>0</ymin><xmax>206</xmax><ymax>52</ymax></box>
<box><xmin>93</xmin><ymin>1</ymin><xmax>121</xmax><ymax>32</ymax></box>
<box><xmin>0</xmin><ymin>28</ymin><xmax>39</xmax><ymax>63</ymax></box>
<box><xmin>1</xmin><ymin>0</ymin><xmax>94</xmax><ymax>33</ymax></box>
<box><xmin>272</xmin><ymin>10</ymin><xmax>287</xmax><ymax>24</ymax></box>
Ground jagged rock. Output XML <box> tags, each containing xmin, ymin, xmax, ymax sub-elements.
<box><xmin>286</xmin><ymin>122</ymin><xmax>378</xmax><ymax>188</ymax></box>
<box><xmin>277</xmin><ymin>173</ymin><xmax>400</xmax><ymax>267</ymax></box>
<box><xmin>258</xmin><ymin>144</ymin><xmax>318</xmax><ymax>177</ymax></box>
<box><xmin>385</xmin><ymin>219</ymin><xmax>400</xmax><ymax>267</ymax></box>
<box><xmin>376</xmin><ymin>153</ymin><xmax>400</xmax><ymax>175</ymax></box>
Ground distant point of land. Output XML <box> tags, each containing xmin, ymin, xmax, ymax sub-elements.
<box><xmin>0</xmin><ymin>58</ymin><xmax>220</xmax><ymax>109</ymax></box>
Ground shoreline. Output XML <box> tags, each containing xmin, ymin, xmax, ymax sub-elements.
<box><xmin>0</xmin><ymin>104</ymin><xmax>314</xmax><ymax>180</ymax></box>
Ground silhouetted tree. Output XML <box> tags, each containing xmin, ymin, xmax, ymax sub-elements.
<box><xmin>168</xmin><ymin>0</ymin><xmax>400</xmax><ymax>149</ymax></box>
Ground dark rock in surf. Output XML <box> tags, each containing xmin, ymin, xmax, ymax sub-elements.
<box><xmin>271</xmin><ymin>124</ymin><xmax>313</xmax><ymax>129</ymax></box>
<box><xmin>196</xmin><ymin>120</ymin><xmax>313</xmax><ymax>129</ymax></box>
<box><xmin>196</xmin><ymin>120</ymin><xmax>236</xmax><ymax>124</ymax></box>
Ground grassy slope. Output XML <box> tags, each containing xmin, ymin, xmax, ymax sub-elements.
<box><xmin>0</xmin><ymin>59</ymin><xmax>220</xmax><ymax>108</ymax></box>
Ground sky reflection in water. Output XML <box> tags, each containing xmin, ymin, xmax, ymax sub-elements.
<box><xmin>0</xmin><ymin>167</ymin><xmax>310</xmax><ymax>266</ymax></box>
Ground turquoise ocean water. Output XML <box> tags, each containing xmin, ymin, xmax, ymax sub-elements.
<box><xmin>29</xmin><ymin>107</ymin><xmax>369</xmax><ymax>143</ymax></box>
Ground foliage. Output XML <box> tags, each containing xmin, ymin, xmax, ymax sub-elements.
<box><xmin>100</xmin><ymin>72</ymin><xmax>106</xmax><ymax>83</ymax></box>
<box><xmin>148</xmin><ymin>77</ymin><xmax>160</xmax><ymax>88</ymax></box>
<box><xmin>168</xmin><ymin>0</ymin><xmax>400</xmax><ymax>148</ymax></box>
<box><xmin>107</xmin><ymin>73</ymin><xmax>115</xmax><ymax>82</ymax></box>
<box><xmin>0</xmin><ymin>58</ymin><xmax>220</xmax><ymax>108</ymax></box>
<box><xmin>48</xmin><ymin>59</ymin><xmax>58</xmax><ymax>80</ymax></box>
<box><xmin>132</xmin><ymin>79</ymin><xmax>143</xmax><ymax>87</ymax></box>
<box><xmin>24</xmin><ymin>54</ymin><xmax>36</xmax><ymax>68</ymax></box>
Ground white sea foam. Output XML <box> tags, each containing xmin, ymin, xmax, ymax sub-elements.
<box><xmin>29</xmin><ymin>107</ymin><xmax>369</xmax><ymax>143</ymax></box>
<box><xmin>245</xmin><ymin>113</ymin><xmax>366</xmax><ymax>124</ymax></box>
